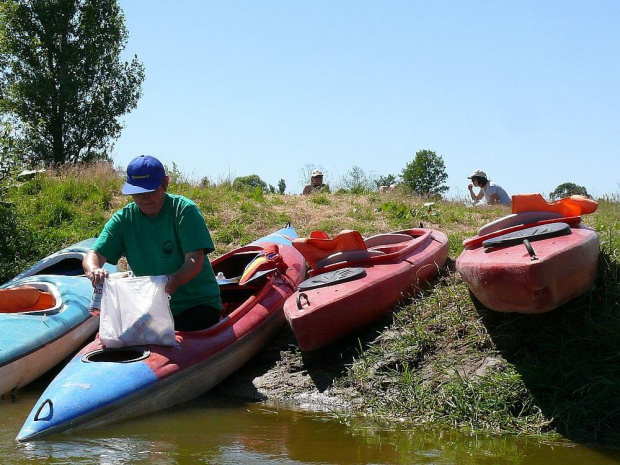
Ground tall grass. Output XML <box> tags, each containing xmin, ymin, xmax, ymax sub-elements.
<box><xmin>337</xmin><ymin>199</ymin><xmax>620</xmax><ymax>445</ymax></box>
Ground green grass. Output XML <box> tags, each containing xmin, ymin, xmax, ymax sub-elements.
<box><xmin>1</xmin><ymin>164</ymin><xmax>618</xmax><ymax>445</ymax></box>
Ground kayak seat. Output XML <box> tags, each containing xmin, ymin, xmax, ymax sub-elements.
<box><xmin>0</xmin><ymin>286</ymin><xmax>57</xmax><ymax>313</ymax></box>
<box><xmin>293</xmin><ymin>230</ymin><xmax>369</xmax><ymax>270</ymax></box>
<box><xmin>364</xmin><ymin>233</ymin><xmax>413</xmax><ymax>248</ymax></box>
<box><xmin>512</xmin><ymin>193</ymin><xmax>598</xmax><ymax>216</ymax></box>
<box><xmin>315</xmin><ymin>249</ymin><xmax>384</xmax><ymax>270</ymax></box>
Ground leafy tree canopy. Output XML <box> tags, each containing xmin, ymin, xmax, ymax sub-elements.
<box><xmin>277</xmin><ymin>178</ymin><xmax>286</xmax><ymax>195</ymax></box>
<box><xmin>0</xmin><ymin>0</ymin><xmax>145</xmax><ymax>165</ymax></box>
<box><xmin>401</xmin><ymin>149</ymin><xmax>449</xmax><ymax>197</ymax></box>
<box><xmin>376</xmin><ymin>174</ymin><xmax>398</xmax><ymax>189</ymax></box>
<box><xmin>550</xmin><ymin>182</ymin><xmax>589</xmax><ymax>199</ymax></box>
<box><xmin>232</xmin><ymin>174</ymin><xmax>267</xmax><ymax>192</ymax></box>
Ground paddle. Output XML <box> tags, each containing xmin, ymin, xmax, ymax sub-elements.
<box><xmin>463</xmin><ymin>215</ymin><xmax>581</xmax><ymax>249</ymax></box>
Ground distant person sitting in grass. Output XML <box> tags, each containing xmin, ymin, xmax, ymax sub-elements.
<box><xmin>467</xmin><ymin>169</ymin><xmax>511</xmax><ymax>206</ymax></box>
<box><xmin>302</xmin><ymin>170</ymin><xmax>330</xmax><ymax>195</ymax></box>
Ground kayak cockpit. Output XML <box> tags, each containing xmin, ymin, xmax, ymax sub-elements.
<box><xmin>0</xmin><ymin>282</ymin><xmax>62</xmax><ymax>315</ymax></box>
<box><xmin>211</xmin><ymin>247</ymin><xmax>280</xmax><ymax>322</ymax></box>
<box><xmin>16</xmin><ymin>252</ymin><xmax>86</xmax><ymax>279</ymax></box>
<box><xmin>82</xmin><ymin>347</ymin><xmax>150</xmax><ymax>363</ymax></box>
<box><xmin>293</xmin><ymin>229</ymin><xmax>430</xmax><ymax>275</ymax></box>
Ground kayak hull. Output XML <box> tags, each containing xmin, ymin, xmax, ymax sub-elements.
<box><xmin>18</xmin><ymin>305</ymin><xmax>284</xmax><ymax>438</ymax></box>
<box><xmin>456</xmin><ymin>224</ymin><xmax>599</xmax><ymax>313</ymax></box>
<box><xmin>0</xmin><ymin>239</ymin><xmax>117</xmax><ymax>395</ymax></box>
<box><xmin>17</xmin><ymin>226</ymin><xmax>305</xmax><ymax>441</ymax></box>
<box><xmin>284</xmin><ymin>229</ymin><xmax>449</xmax><ymax>351</ymax></box>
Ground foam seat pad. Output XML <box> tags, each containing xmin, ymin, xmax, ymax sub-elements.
<box><xmin>0</xmin><ymin>286</ymin><xmax>56</xmax><ymax>313</ymax></box>
<box><xmin>293</xmin><ymin>230</ymin><xmax>369</xmax><ymax>269</ymax></box>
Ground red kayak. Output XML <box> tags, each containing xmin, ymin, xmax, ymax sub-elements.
<box><xmin>456</xmin><ymin>196</ymin><xmax>599</xmax><ymax>313</ymax></box>
<box><xmin>283</xmin><ymin>228</ymin><xmax>449</xmax><ymax>351</ymax></box>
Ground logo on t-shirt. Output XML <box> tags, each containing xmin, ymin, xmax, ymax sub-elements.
<box><xmin>162</xmin><ymin>241</ymin><xmax>174</xmax><ymax>255</ymax></box>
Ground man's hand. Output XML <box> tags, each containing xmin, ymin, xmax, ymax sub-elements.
<box><xmin>87</xmin><ymin>267</ymin><xmax>109</xmax><ymax>286</ymax></box>
<box><xmin>83</xmin><ymin>250</ymin><xmax>110</xmax><ymax>287</ymax></box>
<box><xmin>166</xmin><ymin>274</ymin><xmax>179</xmax><ymax>294</ymax></box>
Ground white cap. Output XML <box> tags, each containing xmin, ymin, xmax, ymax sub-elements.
<box><xmin>467</xmin><ymin>169</ymin><xmax>487</xmax><ymax>179</ymax></box>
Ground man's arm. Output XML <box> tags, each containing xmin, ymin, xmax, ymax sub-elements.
<box><xmin>83</xmin><ymin>250</ymin><xmax>109</xmax><ymax>286</ymax></box>
<box><xmin>166</xmin><ymin>249</ymin><xmax>204</xmax><ymax>294</ymax></box>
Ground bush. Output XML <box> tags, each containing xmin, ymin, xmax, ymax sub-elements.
<box><xmin>232</xmin><ymin>174</ymin><xmax>267</xmax><ymax>193</ymax></box>
<box><xmin>550</xmin><ymin>182</ymin><xmax>589</xmax><ymax>199</ymax></box>
<box><xmin>340</xmin><ymin>166</ymin><xmax>375</xmax><ymax>194</ymax></box>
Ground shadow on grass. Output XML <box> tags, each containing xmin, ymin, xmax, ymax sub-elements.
<box><xmin>299</xmin><ymin>316</ymin><xmax>396</xmax><ymax>392</ymax></box>
<box><xmin>476</xmin><ymin>250</ymin><xmax>620</xmax><ymax>446</ymax></box>
<box><xmin>297</xmin><ymin>268</ymin><xmax>452</xmax><ymax>392</ymax></box>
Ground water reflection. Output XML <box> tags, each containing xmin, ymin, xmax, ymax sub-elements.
<box><xmin>3</xmin><ymin>391</ymin><xmax>620</xmax><ymax>464</ymax></box>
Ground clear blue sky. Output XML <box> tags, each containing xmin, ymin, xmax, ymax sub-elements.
<box><xmin>114</xmin><ymin>1</ymin><xmax>619</xmax><ymax>198</ymax></box>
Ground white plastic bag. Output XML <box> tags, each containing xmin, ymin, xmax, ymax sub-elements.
<box><xmin>99</xmin><ymin>275</ymin><xmax>175</xmax><ymax>348</ymax></box>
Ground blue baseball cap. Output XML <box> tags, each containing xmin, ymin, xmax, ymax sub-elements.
<box><xmin>122</xmin><ymin>155</ymin><xmax>166</xmax><ymax>195</ymax></box>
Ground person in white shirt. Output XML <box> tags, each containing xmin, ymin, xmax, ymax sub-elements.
<box><xmin>467</xmin><ymin>169</ymin><xmax>511</xmax><ymax>206</ymax></box>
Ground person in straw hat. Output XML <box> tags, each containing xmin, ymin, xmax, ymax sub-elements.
<box><xmin>302</xmin><ymin>169</ymin><xmax>330</xmax><ymax>195</ymax></box>
<box><xmin>467</xmin><ymin>169</ymin><xmax>511</xmax><ymax>206</ymax></box>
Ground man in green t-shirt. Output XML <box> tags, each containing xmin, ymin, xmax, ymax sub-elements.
<box><xmin>83</xmin><ymin>155</ymin><xmax>221</xmax><ymax>331</ymax></box>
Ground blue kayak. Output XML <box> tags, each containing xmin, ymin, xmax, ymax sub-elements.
<box><xmin>17</xmin><ymin>225</ymin><xmax>305</xmax><ymax>442</ymax></box>
<box><xmin>0</xmin><ymin>239</ymin><xmax>117</xmax><ymax>396</ymax></box>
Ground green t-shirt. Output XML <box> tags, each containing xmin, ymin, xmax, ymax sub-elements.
<box><xmin>93</xmin><ymin>194</ymin><xmax>221</xmax><ymax>315</ymax></box>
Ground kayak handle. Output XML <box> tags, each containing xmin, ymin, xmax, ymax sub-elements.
<box><xmin>34</xmin><ymin>399</ymin><xmax>53</xmax><ymax>422</ymax></box>
<box><xmin>523</xmin><ymin>239</ymin><xmax>538</xmax><ymax>261</ymax></box>
<box><xmin>297</xmin><ymin>292</ymin><xmax>309</xmax><ymax>310</ymax></box>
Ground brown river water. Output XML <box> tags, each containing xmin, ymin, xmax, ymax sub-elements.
<box><xmin>2</xmin><ymin>375</ymin><xmax>619</xmax><ymax>464</ymax></box>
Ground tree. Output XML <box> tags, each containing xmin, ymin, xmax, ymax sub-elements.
<box><xmin>0</xmin><ymin>0</ymin><xmax>145</xmax><ymax>165</ymax></box>
<box><xmin>401</xmin><ymin>150</ymin><xmax>449</xmax><ymax>197</ymax></box>
<box><xmin>375</xmin><ymin>174</ymin><xmax>398</xmax><ymax>189</ymax></box>
<box><xmin>277</xmin><ymin>178</ymin><xmax>286</xmax><ymax>195</ymax></box>
<box><xmin>550</xmin><ymin>182</ymin><xmax>589</xmax><ymax>199</ymax></box>
<box><xmin>0</xmin><ymin>115</ymin><xmax>28</xmax><ymax>179</ymax></box>
<box><xmin>232</xmin><ymin>174</ymin><xmax>267</xmax><ymax>192</ymax></box>
<box><xmin>340</xmin><ymin>165</ymin><xmax>374</xmax><ymax>194</ymax></box>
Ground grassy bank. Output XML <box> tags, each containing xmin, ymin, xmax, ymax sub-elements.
<box><xmin>1</xmin><ymin>164</ymin><xmax>618</xmax><ymax>445</ymax></box>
